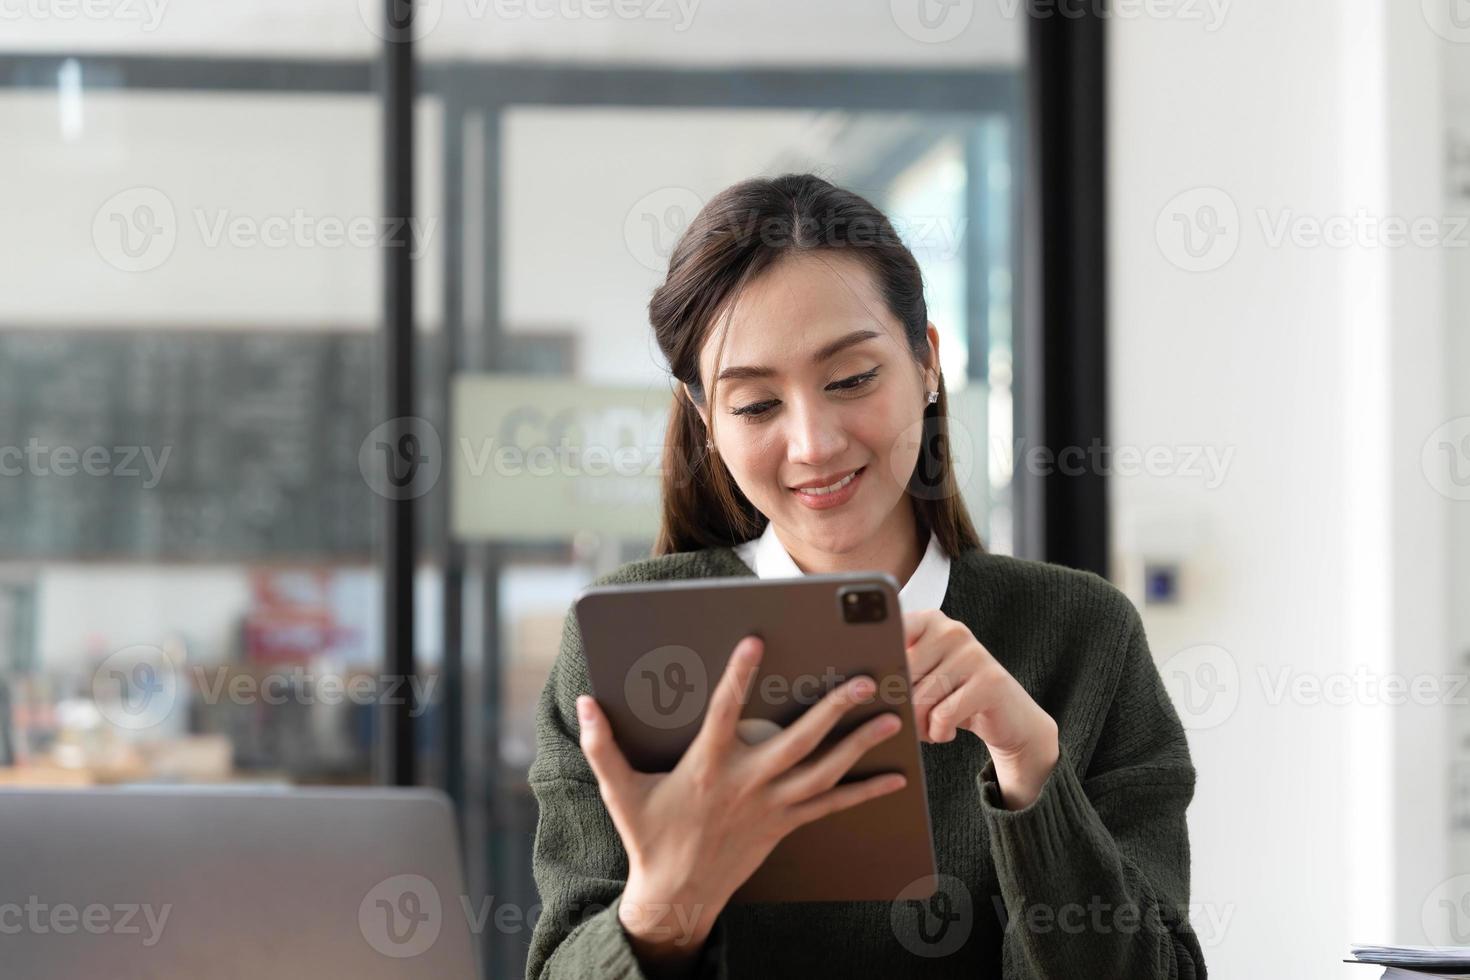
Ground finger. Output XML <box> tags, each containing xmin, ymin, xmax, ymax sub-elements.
<box><xmin>785</xmin><ymin>771</ymin><xmax>907</xmax><ymax>830</ymax></box>
<box><xmin>772</xmin><ymin>711</ymin><xmax>903</xmax><ymax>803</ymax></box>
<box><xmin>911</xmin><ymin>650</ymin><xmax>966</xmax><ymax>707</ymax></box>
<box><xmin>928</xmin><ymin>675</ymin><xmax>984</xmax><ymax>743</ymax></box>
<box><xmin>909</xmin><ymin>651</ymin><xmax>965</xmax><ymax>743</ymax></box>
<box><xmin>577</xmin><ymin>695</ymin><xmax>636</xmax><ymax>803</ymax></box>
<box><xmin>902</xmin><ymin>609</ymin><xmax>943</xmax><ymax>651</ymax></box>
<box><xmin>693</xmin><ymin>635</ymin><xmax>764</xmax><ymax>755</ymax></box>
<box><xmin>754</xmin><ymin>673</ymin><xmax>877</xmax><ymax>775</ymax></box>
<box><xmin>899</xmin><ymin>614</ymin><xmax>946</xmax><ymax>681</ymax></box>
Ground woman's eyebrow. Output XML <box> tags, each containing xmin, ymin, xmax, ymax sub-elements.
<box><xmin>714</xmin><ymin>328</ymin><xmax>883</xmax><ymax>383</ymax></box>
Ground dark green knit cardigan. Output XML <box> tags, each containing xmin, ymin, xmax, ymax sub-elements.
<box><xmin>525</xmin><ymin>544</ymin><xmax>1206</xmax><ymax>979</ymax></box>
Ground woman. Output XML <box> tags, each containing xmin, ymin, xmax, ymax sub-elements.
<box><xmin>526</xmin><ymin>174</ymin><xmax>1205</xmax><ymax>979</ymax></box>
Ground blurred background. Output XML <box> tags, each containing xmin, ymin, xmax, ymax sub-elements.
<box><xmin>0</xmin><ymin>0</ymin><xmax>1466</xmax><ymax>977</ymax></box>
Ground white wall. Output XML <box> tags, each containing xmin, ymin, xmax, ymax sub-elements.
<box><xmin>1376</xmin><ymin>0</ymin><xmax>1452</xmax><ymax>952</ymax></box>
<box><xmin>1111</xmin><ymin>0</ymin><xmax>1450</xmax><ymax>975</ymax></box>
<box><xmin>1440</xmin><ymin>0</ymin><xmax>1470</xmax><ymax>893</ymax></box>
<box><xmin>0</xmin><ymin>0</ymin><xmax>1023</xmax><ymax>66</ymax></box>
<box><xmin>0</xmin><ymin>91</ymin><xmax>442</xmax><ymax>328</ymax></box>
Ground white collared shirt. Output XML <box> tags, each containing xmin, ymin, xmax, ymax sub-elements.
<box><xmin>733</xmin><ymin>520</ymin><xmax>951</xmax><ymax>614</ymax></box>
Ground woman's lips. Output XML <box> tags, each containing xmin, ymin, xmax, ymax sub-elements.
<box><xmin>789</xmin><ymin>466</ymin><xmax>865</xmax><ymax>510</ymax></box>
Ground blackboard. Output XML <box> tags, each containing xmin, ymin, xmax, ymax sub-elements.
<box><xmin>0</xmin><ymin>330</ymin><xmax>445</xmax><ymax>561</ymax></box>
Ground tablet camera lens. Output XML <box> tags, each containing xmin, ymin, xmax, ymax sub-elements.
<box><xmin>840</xmin><ymin>587</ymin><xmax>887</xmax><ymax>624</ymax></box>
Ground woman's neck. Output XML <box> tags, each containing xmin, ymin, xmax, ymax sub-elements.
<box><xmin>774</xmin><ymin>505</ymin><xmax>927</xmax><ymax>590</ymax></box>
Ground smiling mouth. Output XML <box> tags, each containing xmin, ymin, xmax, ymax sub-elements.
<box><xmin>790</xmin><ymin>466</ymin><xmax>864</xmax><ymax>496</ymax></box>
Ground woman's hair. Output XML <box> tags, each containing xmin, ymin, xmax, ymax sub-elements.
<box><xmin>648</xmin><ymin>172</ymin><xmax>984</xmax><ymax>560</ymax></box>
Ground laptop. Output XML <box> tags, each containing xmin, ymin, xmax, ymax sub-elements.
<box><xmin>0</xmin><ymin>786</ymin><xmax>479</xmax><ymax>980</ymax></box>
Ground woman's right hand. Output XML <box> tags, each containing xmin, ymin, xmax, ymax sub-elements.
<box><xmin>575</xmin><ymin>635</ymin><xmax>908</xmax><ymax>977</ymax></box>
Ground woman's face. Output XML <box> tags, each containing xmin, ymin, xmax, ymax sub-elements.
<box><xmin>688</xmin><ymin>250</ymin><xmax>940</xmax><ymax>556</ymax></box>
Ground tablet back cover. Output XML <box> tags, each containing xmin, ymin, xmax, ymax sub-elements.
<box><xmin>574</xmin><ymin>572</ymin><xmax>937</xmax><ymax>904</ymax></box>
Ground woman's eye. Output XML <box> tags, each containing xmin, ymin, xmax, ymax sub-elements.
<box><xmin>728</xmin><ymin>368</ymin><xmax>880</xmax><ymax>422</ymax></box>
<box><xmin>829</xmin><ymin>367</ymin><xmax>880</xmax><ymax>391</ymax></box>
<box><xmin>730</xmin><ymin>400</ymin><xmax>777</xmax><ymax>419</ymax></box>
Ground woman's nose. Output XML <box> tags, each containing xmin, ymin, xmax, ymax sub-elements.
<box><xmin>783</xmin><ymin>396</ymin><xmax>847</xmax><ymax>467</ymax></box>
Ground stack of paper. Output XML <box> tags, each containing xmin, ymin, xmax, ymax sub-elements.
<box><xmin>1346</xmin><ymin>944</ymin><xmax>1470</xmax><ymax>979</ymax></box>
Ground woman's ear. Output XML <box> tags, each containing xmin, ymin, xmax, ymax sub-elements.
<box><xmin>924</xmin><ymin>322</ymin><xmax>942</xmax><ymax>384</ymax></box>
<box><xmin>681</xmin><ymin>382</ymin><xmax>710</xmax><ymax>431</ymax></box>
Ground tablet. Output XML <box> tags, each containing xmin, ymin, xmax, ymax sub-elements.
<box><xmin>574</xmin><ymin>571</ymin><xmax>937</xmax><ymax>904</ymax></box>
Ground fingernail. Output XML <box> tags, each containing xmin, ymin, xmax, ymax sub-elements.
<box><xmin>576</xmin><ymin>696</ymin><xmax>593</xmax><ymax>722</ymax></box>
<box><xmin>851</xmin><ymin>676</ymin><xmax>875</xmax><ymax>696</ymax></box>
<box><xmin>879</xmin><ymin>714</ymin><xmax>902</xmax><ymax>734</ymax></box>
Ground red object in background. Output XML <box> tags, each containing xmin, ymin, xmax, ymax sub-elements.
<box><xmin>242</xmin><ymin>569</ymin><xmax>352</xmax><ymax>665</ymax></box>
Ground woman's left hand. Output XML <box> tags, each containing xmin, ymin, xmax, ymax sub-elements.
<box><xmin>902</xmin><ymin>609</ymin><xmax>1060</xmax><ymax>810</ymax></box>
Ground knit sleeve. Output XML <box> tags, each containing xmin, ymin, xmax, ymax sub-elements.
<box><xmin>525</xmin><ymin>606</ymin><xmax>731</xmax><ymax>980</ymax></box>
<box><xmin>974</xmin><ymin>602</ymin><xmax>1208</xmax><ymax>979</ymax></box>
